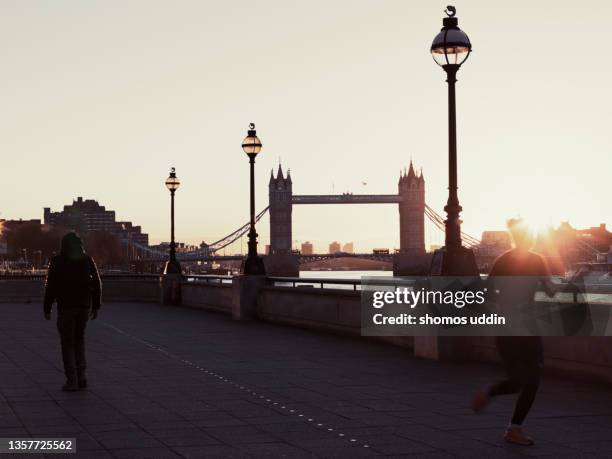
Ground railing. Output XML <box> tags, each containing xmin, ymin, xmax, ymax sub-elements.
<box><xmin>268</xmin><ymin>276</ymin><xmax>362</xmax><ymax>290</ymax></box>
<box><xmin>183</xmin><ymin>274</ymin><xmax>234</xmax><ymax>285</ymax></box>
<box><xmin>0</xmin><ymin>273</ymin><xmax>46</xmax><ymax>280</ymax></box>
<box><xmin>0</xmin><ymin>273</ymin><xmax>160</xmax><ymax>281</ymax></box>
<box><xmin>2</xmin><ymin>272</ymin><xmax>611</xmax><ymax>302</ymax></box>
<box><xmin>267</xmin><ymin>276</ymin><xmax>612</xmax><ymax>303</ymax></box>
<box><xmin>102</xmin><ymin>273</ymin><xmax>160</xmax><ymax>279</ymax></box>
<box><xmin>267</xmin><ymin>276</ymin><xmax>416</xmax><ymax>291</ymax></box>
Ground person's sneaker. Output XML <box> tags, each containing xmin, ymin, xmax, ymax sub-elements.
<box><xmin>471</xmin><ymin>388</ymin><xmax>490</xmax><ymax>413</ymax></box>
<box><xmin>62</xmin><ymin>381</ymin><xmax>79</xmax><ymax>392</ymax></box>
<box><xmin>78</xmin><ymin>379</ymin><xmax>88</xmax><ymax>389</ymax></box>
<box><xmin>504</xmin><ymin>427</ymin><xmax>534</xmax><ymax>446</ymax></box>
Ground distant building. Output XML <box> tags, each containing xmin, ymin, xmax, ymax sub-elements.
<box><xmin>176</xmin><ymin>242</ymin><xmax>199</xmax><ymax>253</ymax></box>
<box><xmin>329</xmin><ymin>241</ymin><xmax>341</xmax><ymax>254</ymax></box>
<box><xmin>430</xmin><ymin>244</ymin><xmax>442</xmax><ymax>252</ymax></box>
<box><xmin>474</xmin><ymin>230</ymin><xmax>512</xmax><ymax>271</ymax></box>
<box><xmin>342</xmin><ymin>242</ymin><xmax>354</xmax><ymax>254</ymax></box>
<box><xmin>549</xmin><ymin>222</ymin><xmax>612</xmax><ymax>265</ymax></box>
<box><xmin>44</xmin><ymin>197</ymin><xmax>148</xmax><ymax>246</ymax></box>
<box><xmin>265</xmin><ymin>244</ymin><xmax>271</xmax><ymax>255</ymax></box>
<box><xmin>478</xmin><ymin>231</ymin><xmax>512</xmax><ymax>257</ymax></box>
<box><xmin>150</xmin><ymin>242</ymin><xmax>198</xmax><ymax>254</ymax></box>
<box><xmin>301</xmin><ymin>241</ymin><xmax>313</xmax><ymax>255</ymax></box>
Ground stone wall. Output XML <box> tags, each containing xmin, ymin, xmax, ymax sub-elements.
<box><xmin>180</xmin><ymin>282</ymin><xmax>233</xmax><ymax>313</ymax></box>
<box><xmin>455</xmin><ymin>335</ymin><xmax>612</xmax><ymax>383</ymax></box>
<box><xmin>257</xmin><ymin>286</ymin><xmax>361</xmax><ymax>335</ymax></box>
<box><xmin>256</xmin><ymin>285</ymin><xmax>415</xmax><ymax>349</ymax></box>
<box><xmin>0</xmin><ymin>279</ymin><xmax>44</xmax><ymax>303</ymax></box>
<box><xmin>0</xmin><ymin>277</ymin><xmax>160</xmax><ymax>304</ymax></box>
<box><xmin>102</xmin><ymin>278</ymin><xmax>160</xmax><ymax>303</ymax></box>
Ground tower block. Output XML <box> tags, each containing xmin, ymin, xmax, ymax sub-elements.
<box><xmin>394</xmin><ymin>161</ymin><xmax>430</xmax><ymax>275</ymax></box>
<box><xmin>265</xmin><ymin>165</ymin><xmax>299</xmax><ymax>276</ymax></box>
<box><xmin>268</xmin><ymin>164</ymin><xmax>293</xmax><ymax>254</ymax></box>
<box><xmin>398</xmin><ymin>161</ymin><xmax>426</xmax><ymax>255</ymax></box>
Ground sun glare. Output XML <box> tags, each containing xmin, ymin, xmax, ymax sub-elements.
<box><xmin>514</xmin><ymin>214</ymin><xmax>555</xmax><ymax>238</ymax></box>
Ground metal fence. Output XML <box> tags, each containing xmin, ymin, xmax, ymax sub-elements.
<box><xmin>2</xmin><ymin>273</ymin><xmax>611</xmax><ymax>304</ymax></box>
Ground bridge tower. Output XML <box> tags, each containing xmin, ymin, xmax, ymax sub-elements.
<box><xmin>398</xmin><ymin>161</ymin><xmax>425</xmax><ymax>255</ymax></box>
<box><xmin>268</xmin><ymin>164</ymin><xmax>293</xmax><ymax>254</ymax></box>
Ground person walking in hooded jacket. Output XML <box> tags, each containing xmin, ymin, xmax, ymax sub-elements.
<box><xmin>44</xmin><ymin>232</ymin><xmax>102</xmax><ymax>391</ymax></box>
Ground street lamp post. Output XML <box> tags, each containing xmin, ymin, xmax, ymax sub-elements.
<box><xmin>164</xmin><ymin>167</ymin><xmax>182</xmax><ymax>275</ymax></box>
<box><xmin>242</xmin><ymin>123</ymin><xmax>266</xmax><ymax>275</ymax></box>
<box><xmin>430</xmin><ymin>5</ymin><xmax>478</xmax><ymax>275</ymax></box>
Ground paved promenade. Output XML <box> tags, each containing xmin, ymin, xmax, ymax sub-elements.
<box><xmin>1</xmin><ymin>302</ymin><xmax>612</xmax><ymax>458</ymax></box>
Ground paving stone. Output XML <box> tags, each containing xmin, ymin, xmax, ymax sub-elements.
<box><xmin>236</xmin><ymin>442</ymin><xmax>315</xmax><ymax>458</ymax></box>
<box><xmin>109</xmin><ymin>447</ymin><xmax>182</xmax><ymax>458</ymax></box>
<box><xmin>173</xmin><ymin>444</ymin><xmax>251</xmax><ymax>458</ymax></box>
<box><xmin>153</xmin><ymin>428</ymin><xmax>221</xmax><ymax>447</ymax></box>
<box><xmin>91</xmin><ymin>430</ymin><xmax>164</xmax><ymax>450</ymax></box>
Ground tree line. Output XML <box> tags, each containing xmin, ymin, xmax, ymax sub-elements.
<box><xmin>1</xmin><ymin>222</ymin><xmax>125</xmax><ymax>267</ymax></box>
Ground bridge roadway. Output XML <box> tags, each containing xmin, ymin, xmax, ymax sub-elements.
<box><xmin>148</xmin><ymin>253</ymin><xmax>392</xmax><ymax>263</ymax></box>
<box><xmin>2</xmin><ymin>302</ymin><xmax>612</xmax><ymax>458</ymax></box>
<box><xmin>292</xmin><ymin>195</ymin><xmax>402</xmax><ymax>204</ymax></box>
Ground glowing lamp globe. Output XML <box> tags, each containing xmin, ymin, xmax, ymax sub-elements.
<box><xmin>165</xmin><ymin>167</ymin><xmax>180</xmax><ymax>191</ymax></box>
<box><xmin>430</xmin><ymin>6</ymin><xmax>472</xmax><ymax>67</ymax></box>
<box><xmin>242</xmin><ymin>123</ymin><xmax>262</xmax><ymax>155</ymax></box>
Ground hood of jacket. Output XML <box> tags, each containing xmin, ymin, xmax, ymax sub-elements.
<box><xmin>60</xmin><ymin>232</ymin><xmax>85</xmax><ymax>260</ymax></box>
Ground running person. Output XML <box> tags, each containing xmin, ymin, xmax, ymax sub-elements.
<box><xmin>471</xmin><ymin>218</ymin><xmax>555</xmax><ymax>446</ymax></box>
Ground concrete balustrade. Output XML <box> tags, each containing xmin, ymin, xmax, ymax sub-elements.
<box><xmin>102</xmin><ymin>277</ymin><xmax>160</xmax><ymax>303</ymax></box>
<box><xmin>180</xmin><ymin>280</ymin><xmax>233</xmax><ymax>313</ymax></box>
<box><xmin>257</xmin><ymin>285</ymin><xmax>361</xmax><ymax>334</ymax></box>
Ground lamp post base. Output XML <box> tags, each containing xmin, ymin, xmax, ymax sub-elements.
<box><xmin>430</xmin><ymin>246</ymin><xmax>478</xmax><ymax>276</ymax></box>
<box><xmin>160</xmin><ymin>271</ymin><xmax>183</xmax><ymax>305</ymax></box>
<box><xmin>243</xmin><ymin>255</ymin><xmax>266</xmax><ymax>276</ymax></box>
<box><xmin>163</xmin><ymin>259</ymin><xmax>182</xmax><ymax>275</ymax></box>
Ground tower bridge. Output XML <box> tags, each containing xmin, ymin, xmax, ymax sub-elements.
<box><xmin>265</xmin><ymin>162</ymin><xmax>428</xmax><ymax>275</ymax></box>
<box><xmin>129</xmin><ymin>161</ymin><xmax>479</xmax><ymax>275</ymax></box>
<box><xmin>269</xmin><ymin>162</ymin><xmax>425</xmax><ymax>258</ymax></box>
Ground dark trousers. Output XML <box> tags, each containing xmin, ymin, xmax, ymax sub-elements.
<box><xmin>57</xmin><ymin>309</ymin><xmax>90</xmax><ymax>381</ymax></box>
<box><xmin>489</xmin><ymin>336</ymin><xmax>542</xmax><ymax>425</ymax></box>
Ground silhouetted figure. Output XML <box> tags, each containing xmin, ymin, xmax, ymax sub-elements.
<box><xmin>471</xmin><ymin>219</ymin><xmax>555</xmax><ymax>446</ymax></box>
<box><xmin>44</xmin><ymin>232</ymin><xmax>101</xmax><ymax>391</ymax></box>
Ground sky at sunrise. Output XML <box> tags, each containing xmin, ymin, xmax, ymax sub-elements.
<box><xmin>1</xmin><ymin>0</ymin><xmax>610</xmax><ymax>253</ymax></box>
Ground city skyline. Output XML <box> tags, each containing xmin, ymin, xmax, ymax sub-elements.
<box><xmin>1</xmin><ymin>1</ymin><xmax>610</xmax><ymax>252</ymax></box>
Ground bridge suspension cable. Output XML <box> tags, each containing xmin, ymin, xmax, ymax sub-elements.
<box><xmin>424</xmin><ymin>204</ymin><xmax>480</xmax><ymax>248</ymax></box>
<box><xmin>207</xmin><ymin>206</ymin><xmax>269</xmax><ymax>252</ymax></box>
<box><xmin>125</xmin><ymin>204</ymin><xmax>480</xmax><ymax>260</ymax></box>
<box><xmin>123</xmin><ymin>206</ymin><xmax>270</xmax><ymax>259</ymax></box>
